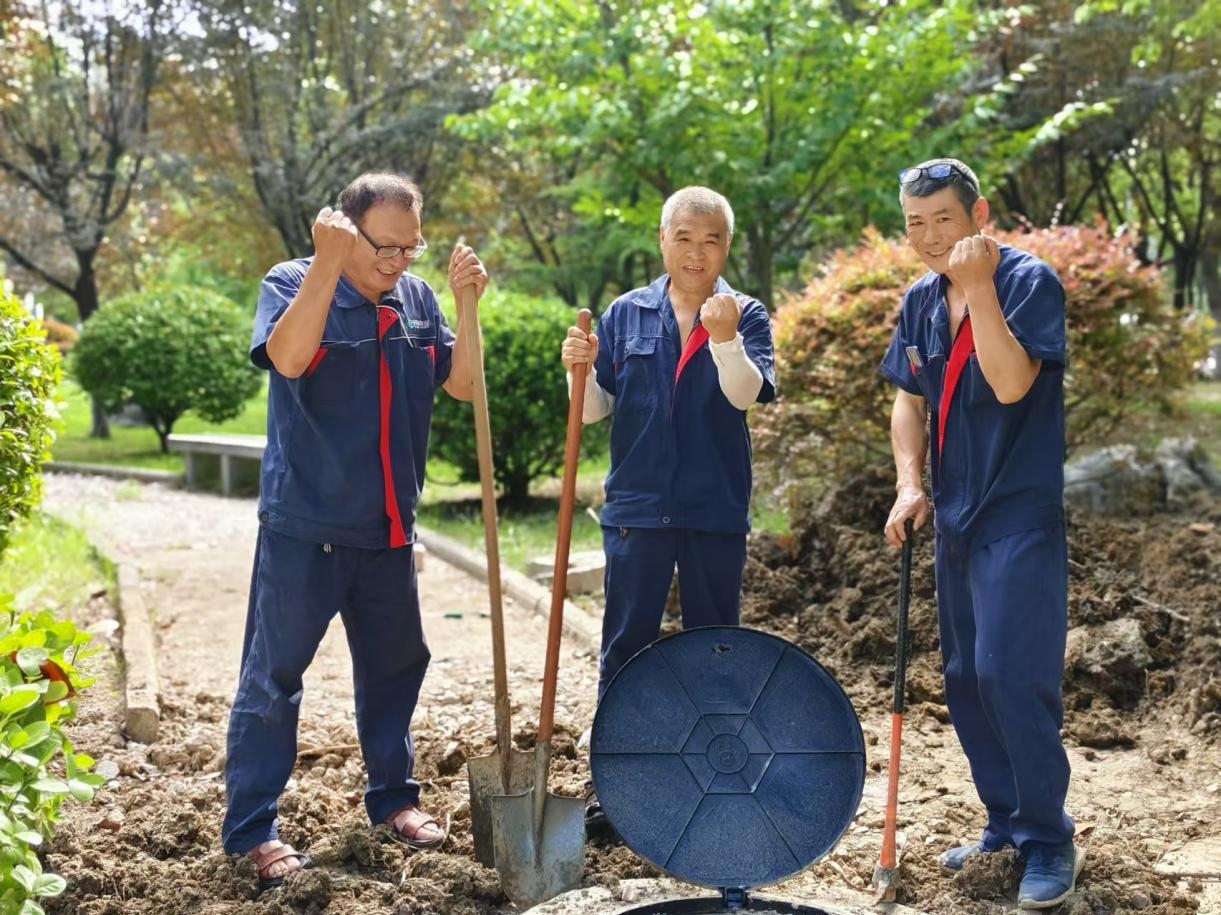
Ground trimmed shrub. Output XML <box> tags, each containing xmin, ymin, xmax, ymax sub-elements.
<box><xmin>40</xmin><ymin>318</ymin><xmax>78</xmax><ymax>354</ymax></box>
<box><xmin>429</xmin><ymin>290</ymin><xmax>607</xmax><ymax>507</ymax></box>
<box><xmin>756</xmin><ymin>222</ymin><xmax>1213</xmax><ymax>495</ymax></box>
<box><xmin>0</xmin><ymin>598</ymin><xmax>104</xmax><ymax>914</ymax></box>
<box><xmin>0</xmin><ymin>287</ymin><xmax>61</xmax><ymax>558</ymax></box>
<box><xmin>71</xmin><ymin>285</ymin><xmax>262</xmax><ymax>453</ymax></box>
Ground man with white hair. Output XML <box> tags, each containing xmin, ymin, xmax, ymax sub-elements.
<box><xmin>561</xmin><ymin>186</ymin><xmax>775</xmax><ymax>834</ymax></box>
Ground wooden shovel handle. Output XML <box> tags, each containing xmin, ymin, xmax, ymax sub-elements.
<box><xmin>458</xmin><ymin>286</ymin><xmax>513</xmax><ymax>777</ymax></box>
<box><xmin>538</xmin><ymin>309</ymin><xmax>593</xmax><ymax>743</ymax></box>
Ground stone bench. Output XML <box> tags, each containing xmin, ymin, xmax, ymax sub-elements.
<box><xmin>167</xmin><ymin>433</ymin><xmax>267</xmax><ymax>496</ymax></box>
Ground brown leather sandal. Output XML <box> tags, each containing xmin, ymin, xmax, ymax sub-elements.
<box><xmin>248</xmin><ymin>840</ymin><xmax>313</xmax><ymax>894</ymax></box>
<box><xmin>385</xmin><ymin>805</ymin><xmax>445</xmax><ymax>850</ymax></box>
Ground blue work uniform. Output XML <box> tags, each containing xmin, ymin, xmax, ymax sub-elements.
<box><xmin>222</xmin><ymin>259</ymin><xmax>454</xmax><ymax>855</ymax></box>
<box><xmin>592</xmin><ymin>274</ymin><xmax>775</xmax><ymax>698</ymax></box>
<box><xmin>880</xmin><ymin>245</ymin><xmax>1074</xmax><ymax>854</ymax></box>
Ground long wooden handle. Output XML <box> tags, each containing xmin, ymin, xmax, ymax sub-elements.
<box><xmin>880</xmin><ymin>519</ymin><xmax>915</xmax><ymax>869</ymax></box>
<box><xmin>458</xmin><ymin>286</ymin><xmax>512</xmax><ymax>785</ymax></box>
<box><xmin>537</xmin><ymin>309</ymin><xmax>593</xmax><ymax>744</ymax></box>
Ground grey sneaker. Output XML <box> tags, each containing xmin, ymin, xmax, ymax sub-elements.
<box><xmin>939</xmin><ymin>839</ymin><xmax>1013</xmax><ymax>871</ymax></box>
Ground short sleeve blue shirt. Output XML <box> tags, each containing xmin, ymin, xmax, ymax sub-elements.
<box><xmin>251</xmin><ymin>258</ymin><xmax>454</xmax><ymax>549</ymax></box>
<box><xmin>593</xmin><ymin>274</ymin><xmax>776</xmax><ymax>534</ymax></box>
<box><xmin>879</xmin><ymin>245</ymin><xmax>1067</xmax><ymax>547</ymax></box>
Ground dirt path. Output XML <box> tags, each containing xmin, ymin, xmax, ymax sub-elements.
<box><xmin>36</xmin><ymin>473</ymin><xmax>1221</xmax><ymax>915</ymax></box>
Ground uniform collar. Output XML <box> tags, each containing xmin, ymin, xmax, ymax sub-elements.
<box><xmin>631</xmin><ymin>273</ymin><xmax>735</xmax><ymax>309</ymax></box>
<box><xmin>327</xmin><ymin>264</ymin><xmax>405</xmax><ymax>310</ymax></box>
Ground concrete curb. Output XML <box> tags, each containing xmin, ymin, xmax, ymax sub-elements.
<box><xmin>115</xmin><ymin>564</ymin><xmax>160</xmax><ymax>744</ymax></box>
<box><xmin>46</xmin><ymin>461</ymin><xmax>182</xmax><ymax>485</ymax></box>
<box><xmin>416</xmin><ymin>526</ymin><xmax>602</xmax><ymax>653</ymax></box>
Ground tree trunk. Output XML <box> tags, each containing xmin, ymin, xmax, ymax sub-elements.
<box><xmin>747</xmin><ymin>227</ymin><xmax>774</xmax><ymax>310</ymax></box>
<box><xmin>73</xmin><ymin>253</ymin><xmax>111</xmax><ymax>439</ymax></box>
<box><xmin>1200</xmin><ymin>244</ymin><xmax>1221</xmax><ymax>379</ymax></box>
<box><xmin>90</xmin><ymin>398</ymin><xmax>111</xmax><ymax>441</ymax></box>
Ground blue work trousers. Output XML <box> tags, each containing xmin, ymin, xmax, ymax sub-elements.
<box><xmin>222</xmin><ymin>526</ymin><xmax>430</xmax><ymax>854</ymax></box>
<box><xmin>598</xmin><ymin>525</ymin><xmax>747</xmax><ymax>699</ymax></box>
<box><xmin>936</xmin><ymin>524</ymin><xmax>1074</xmax><ymax>852</ymax></box>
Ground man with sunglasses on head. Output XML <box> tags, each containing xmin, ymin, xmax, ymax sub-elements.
<box><xmin>879</xmin><ymin>158</ymin><xmax>1081</xmax><ymax>908</ymax></box>
<box><xmin>222</xmin><ymin>172</ymin><xmax>488</xmax><ymax>894</ymax></box>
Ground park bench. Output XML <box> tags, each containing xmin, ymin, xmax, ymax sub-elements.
<box><xmin>167</xmin><ymin>433</ymin><xmax>267</xmax><ymax>496</ymax></box>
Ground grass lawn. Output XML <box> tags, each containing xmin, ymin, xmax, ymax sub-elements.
<box><xmin>51</xmin><ymin>378</ymin><xmax>269</xmax><ymax>471</ymax></box>
<box><xmin>0</xmin><ymin>511</ymin><xmax>114</xmax><ymax>615</ymax></box>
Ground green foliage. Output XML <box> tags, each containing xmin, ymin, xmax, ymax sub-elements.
<box><xmin>0</xmin><ymin>597</ymin><xmax>104</xmax><ymax>915</ymax></box>
<box><xmin>429</xmin><ymin>291</ymin><xmax>606</xmax><ymax>507</ymax></box>
<box><xmin>453</xmin><ymin>0</ymin><xmax>996</xmax><ymax>307</ymax></box>
<box><xmin>756</xmin><ymin>224</ymin><xmax>1213</xmax><ymax>493</ymax></box>
<box><xmin>0</xmin><ymin>286</ymin><xmax>62</xmax><ymax>559</ymax></box>
<box><xmin>71</xmin><ymin>285</ymin><xmax>262</xmax><ymax>453</ymax></box>
<box><xmin>965</xmin><ymin>0</ymin><xmax>1220</xmax><ymax>310</ymax></box>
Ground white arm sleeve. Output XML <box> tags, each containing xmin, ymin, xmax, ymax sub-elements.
<box><xmin>709</xmin><ymin>333</ymin><xmax>764</xmax><ymax>410</ymax></box>
<box><xmin>566</xmin><ymin>371</ymin><xmax>615</xmax><ymax>423</ymax></box>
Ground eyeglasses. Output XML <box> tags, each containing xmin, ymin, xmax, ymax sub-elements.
<box><xmin>354</xmin><ymin>221</ymin><xmax>428</xmax><ymax>260</ymax></box>
<box><xmin>898</xmin><ymin>163</ymin><xmax>972</xmax><ymax>185</ymax></box>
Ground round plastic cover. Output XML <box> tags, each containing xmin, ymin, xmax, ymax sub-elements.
<box><xmin>591</xmin><ymin>626</ymin><xmax>866</xmax><ymax>891</ymax></box>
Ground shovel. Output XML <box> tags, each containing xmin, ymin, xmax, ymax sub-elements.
<box><xmin>491</xmin><ymin>310</ymin><xmax>591</xmax><ymax>908</ymax></box>
<box><xmin>461</xmin><ymin>284</ymin><xmax>535</xmax><ymax>867</ymax></box>
<box><xmin>873</xmin><ymin>518</ymin><xmax>914</xmax><ymax>904</ymax></box>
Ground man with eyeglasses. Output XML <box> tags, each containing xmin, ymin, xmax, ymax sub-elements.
<box><xmin>222</xmin><ymin>172</ymin><xmax>488</xmax><ymax>894</ymax></box>
<box><xmin>878</xmin><ymin>158</ymin><xmax>1081</xmax><ymax>908</ymax></box>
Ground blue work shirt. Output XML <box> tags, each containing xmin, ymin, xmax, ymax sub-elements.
<box><xmin>251</xmin><ymin>259</ymin><xmax>454</xmax><ymax>549</ymax></box>
<box><xmin>880</xmin><ymin>245</ymin><xmax>1066</xmax><ymax>548</ymax></box>
<box><xmin>593</xmin><ymin>274</ymin><xmax>776</xmax><ymax>534</ymax></box>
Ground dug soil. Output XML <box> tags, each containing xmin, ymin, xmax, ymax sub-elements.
<box><xmin>38</xmin><ymin>473</ymin><xmax>1220</xmax><ymax>914</ymax></box>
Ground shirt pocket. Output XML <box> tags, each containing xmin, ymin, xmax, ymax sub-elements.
<box><xmin>400</xmin><ymin>334</ymin><xmax>438</xmax><ymax>399</ymax></box>
<box><xmin>962</xmin><ymin>355</ymin><xmax>998</xmax><ymax>405</ymax></box>
<box><xmin>613</xmin><ymin>335</ymin><xmax>661</xmax><ymax>406</ymax></box>
<box><xmin>914</xmin><ymin>351</ymin><xmax>946</xmax><ymax>413</ymax></box>
<box><xmin>302</xmin><ymin>342</ymin><xmax>364</xmax><ymax>414</ymax></box>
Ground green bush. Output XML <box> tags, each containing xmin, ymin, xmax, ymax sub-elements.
<box><xmin>430</xmin><ymin>290</ymin><xmax>607</xmax><ymax>507</ymax></box>
<box><xmin>0</xmin><ymin>597</ymin><xmax>104</xmax><ymax>914</ymax></box>
<box><xmin>756</xmin><ymin>222</ymin><xmax>1213</xmax><ymax>494</ymax></box>
<box><xmin>71</xmin><ymin>285</ymin><xmax>262</xmax><ymax>453</ymax></box>
<box><xmin>0</xmin><ymin>287</ymin><xmax>62</xmax><ymax>559</ymax></box>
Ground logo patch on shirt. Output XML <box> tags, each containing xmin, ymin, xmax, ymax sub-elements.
<box><xmin>405</xmin><ymin>317</ymin><xmax>432</xmax><ymax>330</ymax></box>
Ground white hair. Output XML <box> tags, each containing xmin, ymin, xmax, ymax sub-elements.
<box><xmin>660</xmin><ymin>186</ymin><xmax>735</xmax><ymax>236</ymax></box>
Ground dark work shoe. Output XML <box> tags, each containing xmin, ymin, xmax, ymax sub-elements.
<box><xmin>939</xmin><ymin>837</ymin><xmax>1013</xmax><ymax>871</ymax></box>
<box><xmin>1018</xmin><ymin>842</ymin><xmax>1084</xmax><ymax>909</ymax></box>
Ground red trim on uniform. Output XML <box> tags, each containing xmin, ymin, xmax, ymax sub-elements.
<box><xmin>378</xmin><ymin>309</ymin><xmax>408</xmax><ymax>548</ymax></box>
<box><xmin>304</xmin><ymin>347</ymin><xmax>328</xmax><ymax>377</ymax></box>
<box><xmin>938</xmin><ymin>315</ymin><xmax>976</xmax><ymax>460</ymax></box>
<box><xmin>675</xmin><ymin>324</ymin><xmax>710</xmax><ymax>385</ymax></box>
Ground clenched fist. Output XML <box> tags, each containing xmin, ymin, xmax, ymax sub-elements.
<box><xmin>312</xmin><ymin>206</ymin><xmax>357</xmax><ymax>266</ymax></box>
<box><xmin>946</xmin><ymin>234</ymin><xmax>1000</xmax><ymax>293</ymax></box>
<box><xmin>699</xmin><ymin>293</ymin><xmax>742</xmax><ymax>344</ymax></box>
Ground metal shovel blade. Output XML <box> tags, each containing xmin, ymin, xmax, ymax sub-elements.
<box><xmin>467</xmin><ymin>747</ymin><xmax>536</xmax><ymax>867</ymax></box>
<box><xmin>872</xmin><ymin>863</ymin><xmax>898</xmax><ymax>904</ymax></box>
<box><xmin>491</xmin><ymin>788</ymin><xmax>585</xmax><ymax>909</ymax></box>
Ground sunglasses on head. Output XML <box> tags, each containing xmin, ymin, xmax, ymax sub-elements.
<box><xmin>898</xmin><ymin>163</ymin><xmax>971</xmax><ymax>185</ymax></box>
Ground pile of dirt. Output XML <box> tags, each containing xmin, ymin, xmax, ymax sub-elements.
<box><xmin>739</xmin><ymin>469</ymin><xmax>1219</xmax><ymax>914</ymax></box>
<box><xmin>44</xmin><ymin>678</ymin><xmax>612</xmax><ymax>915</ymax></box>
<box><xmin>741</xmin><ymin>468</ymin><xmax>1221</xmax><ymax>745</ymax></box>
<box><xmin>38</xmin><ymin>469</ymin><xmax>1218</xmax><ymax>915</ymax></box>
